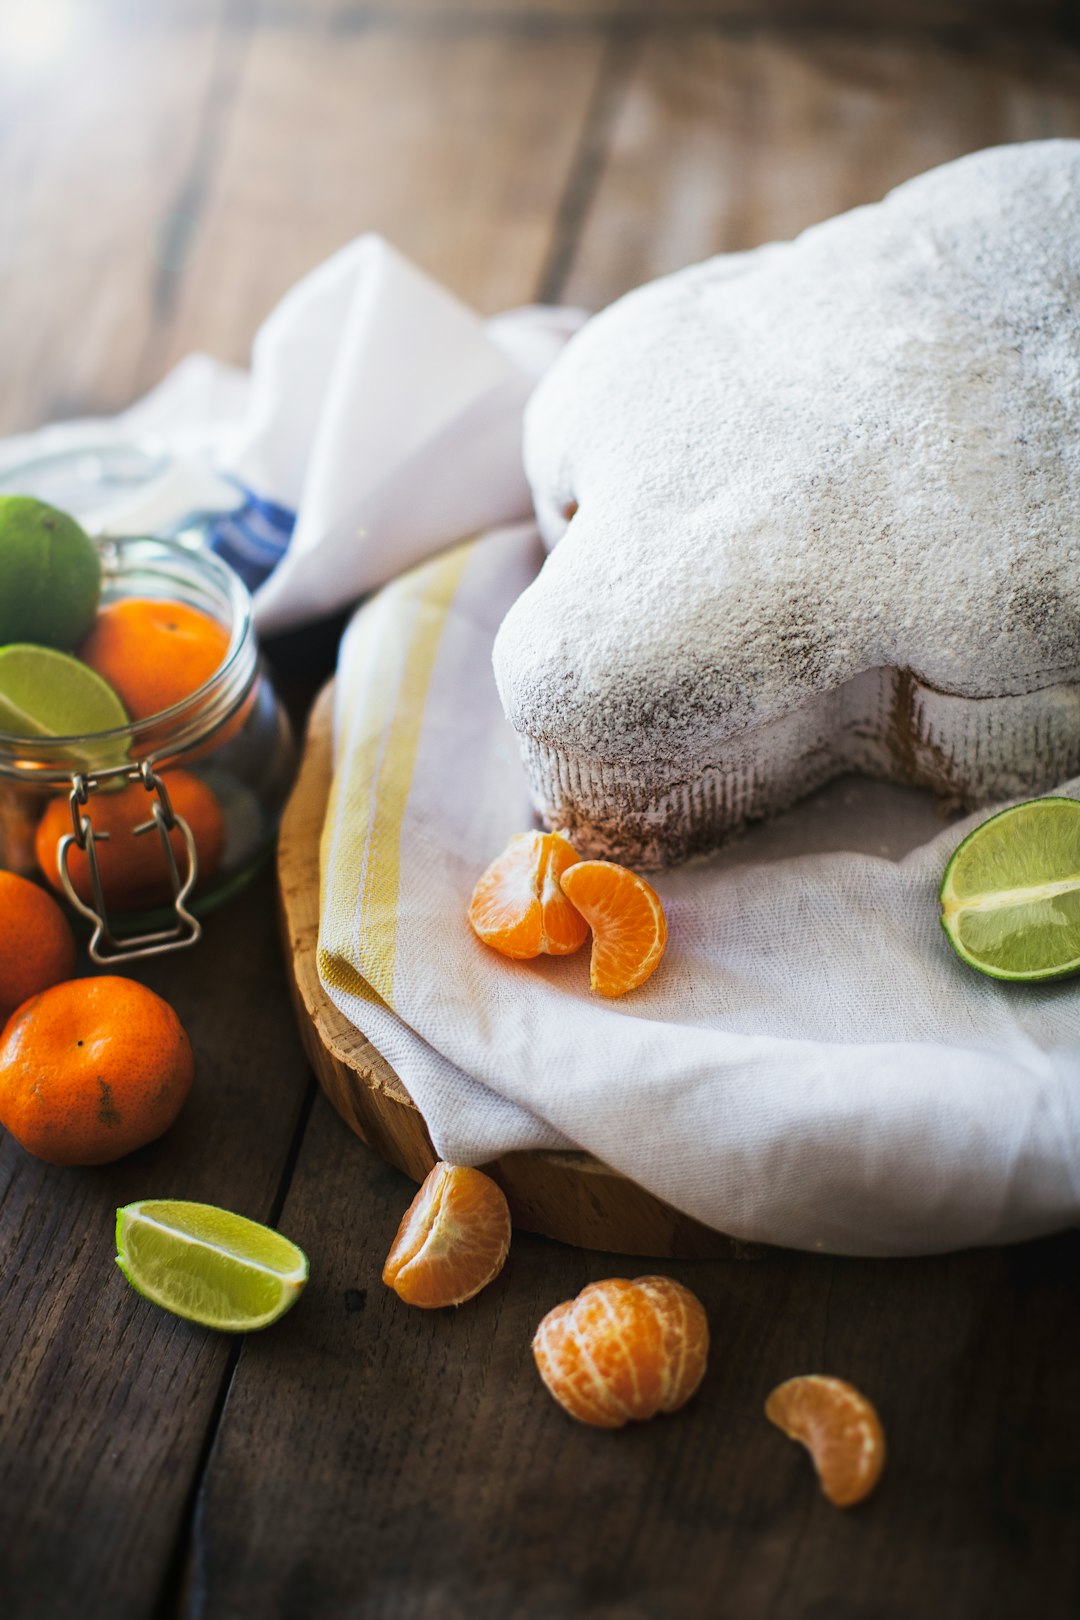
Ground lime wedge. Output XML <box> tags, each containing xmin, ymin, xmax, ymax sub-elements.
<box><xmin>939</xmin><ymin>797</ymin><xmax>1080</xmax><ymax>981</ymax></box>
<box><xmin>115</xmin><ymin>1200</ymin><xmax>309</xmax><ymax>1332</ymax></box>
<box><xmin>0</xmin><ymin>644</ymin><xmax>129</xmax><ymax>769</ymax></box>
<box><xmin>0</xmin><ymin>644</ymin><xmax>129</xmax><ymax>736</ymax></box>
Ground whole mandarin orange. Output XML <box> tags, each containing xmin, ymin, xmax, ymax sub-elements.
<box><xmin>533</xmin><ymin>1276</ymin><xmax>709</xmax><ymax>1428</ymax></box>
<box><xmin>35</xmin><ymin>770</ymin><xmax>224</xmax><ymax>911</ymax></box>
<box><xmin>0</xmin><ymin>871</ymin><xmax>77</xmax><ymax>1025</ymax></box>
<box><xmin>0</xmin><ymin>975</ymin><xmax>194</xmax><ymax>1165</ymax></box>
<box><xmin>78</xmin><ymin>597</ymin><xmax>231</xmax><ymax>721</ymax></box>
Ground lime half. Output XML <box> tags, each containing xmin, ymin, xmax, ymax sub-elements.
<box><xmin>940</xmin><ymin>797</ymin><xmax>1080</xmax><ymax>982</ymax></box>
<box><xmin>0</xmin><ymin>644</ymin><xmax>129</xmax><ymax>770</ymax></box>
<box><xmin>116</xmin><ymin>1200</ymin><xmax>309</xmax><ymax>1332</ymax></box>
<box><xmin>0</xmin><ymin>644</ymin><xmax>128</xmax><ymax>736</ymax></box>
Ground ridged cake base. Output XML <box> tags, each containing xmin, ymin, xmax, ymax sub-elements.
<box><xmin>519</xmin><ymin>666</ymin><xmax>1080</xmax><ymax>868</ymax></box>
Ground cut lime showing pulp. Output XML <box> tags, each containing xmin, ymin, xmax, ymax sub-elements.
<box><xmin>939</xmin><ymin>797</ymin><xmax>1080</xmax><ymax>982</ymax></box>
<box><xmin>0</xmin><ymin>643</ymin><xmax>128</xmax><ymax>733</ymax></box>
<box><xmin>115</xmin><ymin>1200</ymin><xmax>309</xmax><ymax>1332</ymax></box>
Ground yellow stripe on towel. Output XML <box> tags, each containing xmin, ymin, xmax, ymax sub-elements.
<box><xmin>318</xmin><ymin>539</ymin><xmax>475</xmax><ymax>1011</ymax></box>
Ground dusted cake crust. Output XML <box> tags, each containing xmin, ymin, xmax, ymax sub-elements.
<box><xmin>516</xmin><ymin>666</ymin><xmax>1080</xmax><ymax>868</ymax></box>
<box><xmin>493</xmin><ymin>141</ymin><xmax>1080</xmax><ymax>865</ymax></box>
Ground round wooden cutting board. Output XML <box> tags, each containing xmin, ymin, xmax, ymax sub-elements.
<box><xmin>276</xmin><ymin>682</ymin><xmax>752</xmax><ymax>1259</ymax></box>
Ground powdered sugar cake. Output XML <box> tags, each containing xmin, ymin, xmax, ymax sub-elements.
<box><xmin>492</xmin><ymin>141</ymin><xmax>1080</xmax><ymax>867</ymax></box>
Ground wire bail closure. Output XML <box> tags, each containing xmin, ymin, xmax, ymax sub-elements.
<box><xmin>57</xmin><ymin>762</ymin><xmax>203</xmax><ymax>963</ymax></box>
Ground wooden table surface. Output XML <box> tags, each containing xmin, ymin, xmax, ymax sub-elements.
<box><xmin>3</xmin><ymin>3</ymin><xmax>1080</xmax><ymax>1617</ymax></box>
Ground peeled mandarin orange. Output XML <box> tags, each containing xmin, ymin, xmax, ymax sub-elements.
<box><xmin>0</xmin><ymin>871</ymin><xmax>77</xmax><ymax>1026</ymax></box>
<box><xmin>765</xmin><ymin>1375</ymin><xmax>886</xmax><ymax>1507</ymax></box>
<box><xmin>0</xmin><ymin>975</ymin><xmax>194</xmax><ymax>1165</ymax></box>
<box><xmin>35</xmin><ymin>770</ymin><xmax>224</xmax><ymax>911</ymax></box>
<box><xmin>468</xmin><ymin>830</ymin><xmax>588</xmax><ymax>959</ymax></box>
<box><xmin>78</xmin><ymin>597</ymin><xmax>231</xmax><ymax>721</ymax></box>
<box><xmin>558</xmin><ymin>860</ymin><xmax>667</xmax><ymax>997</ymax></box>
<box><xmin>382</xmin><ymin>1162</ymin><xmax>512</xmax><ymax>1308</ymax></box>
<box><xmin>533</xmin><ymin>1275</ymin><xmax>709</xmax><ymax>1428</ymax></box>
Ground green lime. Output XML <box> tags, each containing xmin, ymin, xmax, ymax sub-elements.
<box><xmin>939</xmin><ymin>796</ymin><xmax>1080</xmax><ymax>981</ymax></box>
<box><xmin>115</xmin><ymin>1200</ymin><xmax>309</xmax><ymax>1333</ymax></box>
<box><xmin>0</xmin><ymin>496</ymin><xmax>101</xmax><ymax>648</ymax></box>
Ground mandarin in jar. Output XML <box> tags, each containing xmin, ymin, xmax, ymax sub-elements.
<box><xmin>0</xmin><ymin>976</ymin><xmax>194</xmax><ymax>1165</ymax></box>
<box><xmin>78</xmin><ymin>597</ymin><xmax>231</xmax><ymax>721</ymax></box>
<box><xmin>382</xmin><ymin>1162</ymin><xmax>511</xmax><ymax>1308</ymax></box>
<box><xmin>533</xmin><ymin>1275</ymin><xmax>708</xmax><ymax>1428</ymax></box>
<box><xmin>35</xmin><ymin>770</ymin><xmax>224</xmax><ymax>911</ymax></box>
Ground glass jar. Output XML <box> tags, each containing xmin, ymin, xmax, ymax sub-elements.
<box><xmin>0</xmin><ymin>535</ymin><xmax>295</xmax><ymax>962</ymax></box>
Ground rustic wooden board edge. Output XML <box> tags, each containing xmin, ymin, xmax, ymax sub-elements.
<box><xmin>275</xmin><ymin>681</ymin><xmax>756</xmax><ymax>1259</ymax></box>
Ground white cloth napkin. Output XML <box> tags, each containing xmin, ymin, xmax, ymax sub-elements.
<box><xmin>0</xmin><ymin>235</ymin><xmax>582</xmax><ymax>630</ymax></box>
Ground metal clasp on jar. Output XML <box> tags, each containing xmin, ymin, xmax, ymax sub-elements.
<box><xmin>58</xmin><ymin>762</ymin><xmax>202</xmax><ymax>963</ymax></box>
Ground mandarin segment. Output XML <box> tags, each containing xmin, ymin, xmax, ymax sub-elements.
<box><xmin>765</xmin><ymin>1375</ymin><xmax>886</xmax><ymax>1507</ymax></box>
<box><xmin>0</xmin><ymin>976</ymin><xmax>194</xmax><ymax>1166</ymax></box>
<box><xmin>532</xmin><ymin>1276</ymin><xmax>709</xmax><ymax>1429</ymax></box>
<box><xmin>558</xmin><ymin>860</ymin><xmax>668</xmax><ymax>997</ymax></box>
<box><xmin>636</xmin><ymin>1275</ymin><xmax>710</xmax><ymax>1413</ymax></box>
<box><xmin>0</xmin><ymin>872</ymin><xmax>77</xmax><ymax>1025</ymax></box>
<box><xmin>382</xmin><ymin>1162</ymin><xmax>512</xmax><ymax>1308</ymax></box>
<box><xmin>468</xmin><ymin>830</ymin><xmax>587</xmax><ymax>959</ymax></box>
<box><xmin>531</xmin><ymin>1299</ymin><xmax>627</xmax><ymax>1429</ymax></box>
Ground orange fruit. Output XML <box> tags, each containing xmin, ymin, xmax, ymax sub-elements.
<box><xmin>533</xmin><ymin>1275</ymin><xmax>709</xmax><ymax>1429</ymax></box>
<box><xmin>0</xmin><ymin>871</ymin><xmax>77</xmax><ymax>1026</ymax></box>
<box><xmin>0</xmin><ymin>975</ymin><xmax>194</xmax><ymax>1165</ymax></box>
<box><xmin>468</xmin><ymin>830</ymin><xmax>588</xmax><ymax>959</ymax></box>
<box><xmin>558</xmin><ymin>860</ymin><xmax>667</xmax><ymax>996</ymax></box>
<box><xmin>35</xmin><ymin>770</ymin><xmax>224</xmax><ymax>912</ymax></box>
<box><xmin>382</xmin><ymin>1161</ymin><xmax>512</xmax><ymax>1308</ymax></box>
<box><xmin>78</xmin><ymin>597</ymin><xmax>231</xmax><ymax>721</ymax></box>
<box><xmin>765</xmin><ymin>1375</ymin><xmax>886</xmax><ymax>1507</ymax></box>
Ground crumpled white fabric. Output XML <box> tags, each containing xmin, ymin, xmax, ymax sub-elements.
<box><xmin>0</xmin><ymin>235</ymin><xmax>582</xmax><ymax>632</ymax></box>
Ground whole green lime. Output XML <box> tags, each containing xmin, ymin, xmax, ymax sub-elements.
<box><xmin>0</xmin><ymin>496</ymin><xmax>101</xmax><ymax>649</ymax></box>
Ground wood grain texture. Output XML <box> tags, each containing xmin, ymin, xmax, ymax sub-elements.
<box><xmin>0</xmin><ymin>19</ymin><xmax>230</xmax><ymax>433</ymax></box>
<box><xmin>157</xmin><ymin>25</ymin><xmax>605</xmax><ymax>374</ymax></box>
<box><xmin>278</xmin><ymin>682</ymin><xmax>745</xmax><ymax>1258</ymax></box>
<box><xmin>225</xmin><ymin>1</ymin><xmax>1076</xmax><ymax>27</ymax></box>
<box><xmin>0</xmin><ymin>877</ymin><xmax>313</xmax><ymax>1620</ymax></box>
<box><xmin>189</xmin><ymin>1095</ymin><xmax>1080</xmax><ymax>1620</ymax></box>
<box><xmin>558</xmin><ymin>29</ymin><xmax>1080</xmax><ymax>308</ymax></box>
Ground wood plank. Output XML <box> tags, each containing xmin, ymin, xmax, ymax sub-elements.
<box><xmin>155</xmin><ymin>26</ymin><xmax>605</xmax><ymax>377</ymax></box>
<box><xmin>558</xmin><ymin>29</ymin><xmax>1080</xmax><ymax>310</ymax></box>
<box><xmin>190</xmin><ymin>1095</ymin><xmax>1080</xmax><ymax>1618</ymax></box>
<box><xmin>234</xmin><ymin>1</ymin><xmax>1071</xmax><ymax>29</ymax></box>
<box><xmin>0</xmin><ymin>875</ymin><xmax>313</xmax><ymax>1620</ymax></box>
<box><xmin>0</xmin><ymin>16</ymin><xmax>231</xmax><ymax>433</ymax></box>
